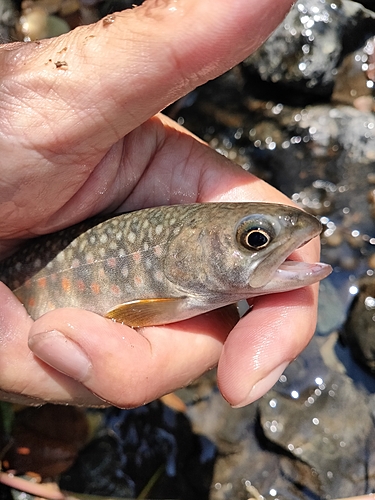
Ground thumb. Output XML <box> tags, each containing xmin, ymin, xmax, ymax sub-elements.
<box><xmin>1</xmin><ymin>0</ymin><xmax>293</xmax><ymax>156</ymax></box>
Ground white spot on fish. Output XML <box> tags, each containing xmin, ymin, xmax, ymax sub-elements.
<box><xmin>128</xmin><ymin>232</ymin><xmax>136</xmax><ymax>244</ymax></box>
<box><xmin>118</xmin><ymin>248</ymin><xmax>126</xmax><ymax>257</ymax></box>
<box><xmin>154</xmin><ymin>270</ymin><xmax>164</xmax><ymax>282</ymax></box>
<box><xmin>47</xmin><ymin>261</ymin><xmax>53</xmax><ymax>269</ymax></box>
<box><xmin>170</xmin><ymin>218</ymin><xmax>176</xmax><ymax>226</ymax></box>
<box><xmin>72</xmin><ymin>258</ymin><xmax>80</xmax><ymax>268</ymax></box>
<box><xmin>144</xmin><ymin>242</ymin><xmax>149</xmax><ymax>251</ymax></box>
<box><xmin>15</xmin><ymin>262</ymin><xmax>22</xmax><ymax>271</ymax></box>
<box><xmin>57</xmin><ymin>252</ymin><xmax>65</xmax><ymax>262</ymax></box>
<box><xmin>79</xmin><ymin>241</ymin><xmax>87</xmax><ymax>252</ymax></box>
<box><xmin>71</xmin><ymin>239</ymin><xmax>78</xmax><ymax>247</ymax></box>
<box><xmin>155</xmin><ymin>224</ymin><xmax>163</xmax><ymax>235</ymax></box>
<box><xmin>121</xmin><ymin>265</ymin><xmax>128</xmax><ymax>278</ymax></box>
<box><xmin>109</xmin><ymin>241</ymin><xmax>118</xmax><ymax>251</ymax></box>
<box><xmin>90</xmin><ymin>235</ymin><xmax>96</xmax><ymax>244</ymax></box>
<box><xmin>145</xmin><ymin>258</ymin><xmax>152</xmax><ymax>270</ymax></box>
<box><xmin>99</xmin><ymin>247</ymin><xmax>106</xmax><ymax>257</ymax></box>
<box><xmin>100</xmin><ymin>233</ymin><xmax>108</xmax><ymax>244</ymax></box>
<box><xmin>116</xmin><ymin>231</ymin><xmax>123</xmax><ymax>241</ymax></box>
<box><xmin>86</xmin><ymin>252</ymin><xmax>95</xmax><ymax>264</ymax></box>
<box><xmin>142</xmin><ymin>220</ymin><xmax>149</xmax><ymax>230</ymax></box>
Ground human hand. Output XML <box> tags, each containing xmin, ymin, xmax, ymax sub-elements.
<box><xmin>0</xmin><ymin>0</ymin><xmax>317</xmax><ymax>408</ymax></box>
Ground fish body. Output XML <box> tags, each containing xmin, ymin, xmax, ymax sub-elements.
<box><xmin>0</xmin><ymin>203</ymin><xmax>331</xmax><ymax>326</ymax></box>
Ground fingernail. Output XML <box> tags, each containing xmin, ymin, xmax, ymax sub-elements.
<box><xmin>232</xmin><ymin>361</ymin><xmax>289</xmax><ymax>408</ymax></box>
<box><xmin>29</xmin><ymin>330</ymin><xmax>92</xmax><ymax>381</ymax></box>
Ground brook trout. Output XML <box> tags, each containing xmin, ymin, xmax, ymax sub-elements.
<box><xmin>0</xmin><ymin>203</ymin><xmax>331</xmax><ymax>327</ymax></box>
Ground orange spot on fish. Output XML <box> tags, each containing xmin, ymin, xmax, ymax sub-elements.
<box><xmin>38</xmin><ymin>277</ymin><xmax>47</xmax><ymax>288</ymax></box>
<box><xmin>134</xmin><ymin>275</ymin><xmax>143</xmax><ymax>286</ymax></box>
<box><xmin>107</xmin><ymin>257</ymin><xmax>117</xmax><ymax>268</ymax></box>
<box><xmin>111</xmin><ymin>284</ymin><xmax>121</xmax><ymax>296</ymax></box>
<box><xmin>28</xmin><ymin>297</ymin><xmax>36</xmax><ymax>308</ymax></box>
<box><xmin>77</xmin><ymin>280</ymin><xmax>85</xmax><ymax>291</ymax></box>
<box><xmin>91</xmin><ymin>282</ymin><xmax>100</xmax><ymax>294</ymax></box>
<box><xmin>133</xmin><ymin>251</ymin><xmax>141</xmax><ymax>263</ymax></box>
<box><xmin>61</xmin><ymin>277</ymin><xmax>71</xmax><ymax>292</ymax></box>
<box><xmin>154</xmin><ymin>245</ymin><xmax>162</xmax><ymax>257</ymax></box>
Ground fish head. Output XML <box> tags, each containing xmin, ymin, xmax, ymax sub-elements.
<box><xmin>164</xmin><ymin>203</ymin><xmax>331</xmax><ymax>299</ymax></box>
<box><xmin>235</xmin><ymin>203</ymin><xmax>334</xmax><ymax>295</ymax></box>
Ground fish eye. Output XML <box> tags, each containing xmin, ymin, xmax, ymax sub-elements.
<box><xmin>242</xmin><ymin>228</ymin><xmax>271</xmax><ymax>250</ymax></box>
<box><xmin>236</xmin><ymin>216</ymin><xmax>275</xmax><ymax>251</ymax></box>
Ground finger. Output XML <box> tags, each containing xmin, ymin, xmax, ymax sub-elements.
<box><xmin>28</xmin><ymin>305</ymin><xmax>239</xmax><ymax>407</ymax></box>
<box><xmin>217</xmin><ymin>284</ymin><xmax>319</xmax><ymax>408</ymax></box>
<box><xmin>112</xmin><ymin>113</ymin><xmax>318</xmax><ymax>213</ymax></box>
<box><xmin>0</xmin><ymin>0</ymin><xmax>293</xmax><ymax>157</ymax></box>
<box><xmin>0</xmin><ymin>283</ymin><xmax>102</xmax><ymax>405</ymax></box>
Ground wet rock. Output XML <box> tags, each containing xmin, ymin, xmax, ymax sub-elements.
<box><xmin>59</xmin><ymin>434</ymin><xmax>135</xmax><ymax>497</ymax></box>
<box><xmin>259</xmin><ymin>340</ymin><xmax>375</xmax><ymax>498</ymax></box>
<box><xmin>3</xmin><ymin>405</ymin><xmax>88</xmax><ymax>478</ymax></box>
<box><xmin>181</xmin><ymin>374</ymin><xmax>309</xmax><ymax>500</ymax></box>
<box><xmin>60</xmin><ymin>400</ymin><xmax>216</xmax><ymax>500</ymax></box>
<box><xmin>241</xmin><ymin>0</ymin><xmax>375</xmax><ymax>104</ymax></box>
<box><xmin>331</xmin><ymin>38</ymin><xmax>375</xmax><ymax>109</ymax></box>
<box><xmin>341</xmin><ymin>275</ymin><xmax>375</xmax><ymax>373</ymax></box>
<box><xmin>0</xmin><ymin>0</ymin><xmax>17</xmax><ymax>43</ymax></box>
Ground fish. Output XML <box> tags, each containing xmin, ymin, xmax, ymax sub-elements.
<box><xmin>0</xmin><ymin>203</ymin><xmax>331</xmax><ymax>327</ymax></box>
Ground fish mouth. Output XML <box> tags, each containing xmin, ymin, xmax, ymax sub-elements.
<box><xmin>275</xmin><ymin>260</ymin><xmax>332</xmax><ymax>286</ymax></box>
<box><xmin>251</xmin><ymin>259</ymin><xmax>332</xmax><ymax>294</ymax></box>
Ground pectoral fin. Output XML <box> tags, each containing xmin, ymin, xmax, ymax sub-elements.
<box><xmin>104</xmin><ymin>297</ymin><xmax>187</xmax><ymax>327</ymax></box>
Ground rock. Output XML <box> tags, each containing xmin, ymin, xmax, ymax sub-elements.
<box><xmin>259</xmin><ymin>340</ymin><xmax>375</xmax><ymax>498</ymax></box>
<box><xmin>241</xmin><ymin>0</ymin><xmax>375</xmax><ymax>104</ymax></box>
<box><xmin>341</xmin><ymin>275</ymin><xmax>375</xmax><ymax>373</ymax></box>
<box><xmin>60</xmin><ymin>400</ymin><xmax>216</xmax><ymax>500</ymax></box>
<box><xmin>0</xmin><ymin>0</ymin><xmax>17</xmax><ymax>43</ymax></box>
<box><xmin>3</xmin><ymin>405</ymin><xmax>88</xmax><ymax>478</ymax></box>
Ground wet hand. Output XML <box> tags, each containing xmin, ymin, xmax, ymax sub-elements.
<box><xmin>0</xmin><ymin>0</ymin><xmax>317</xmax><ymax>408</ymax></box>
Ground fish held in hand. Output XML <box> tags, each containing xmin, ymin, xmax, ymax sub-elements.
<box><xmin>0</xmin><ymin>203</ymin><xmax>331</xmax><ymax>327</ymax></box>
